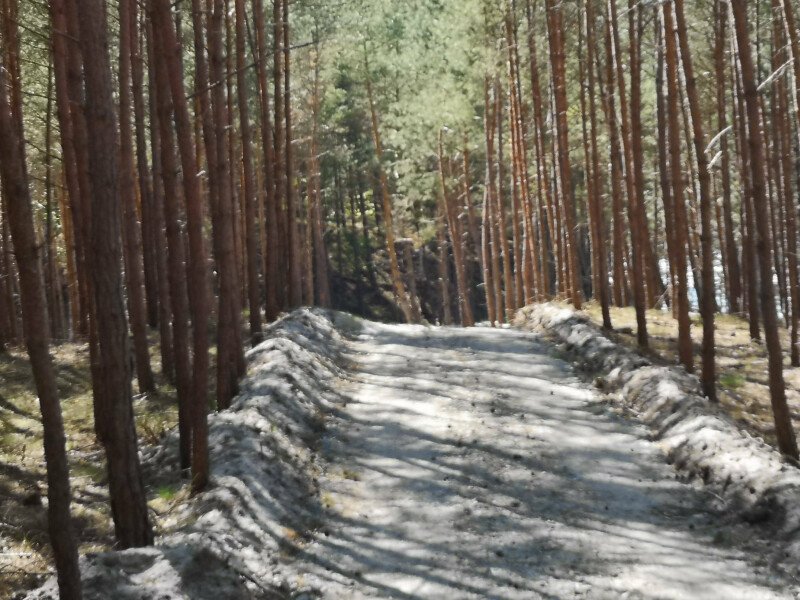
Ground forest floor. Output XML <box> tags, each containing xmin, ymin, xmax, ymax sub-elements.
<box><xmin>0</xmin><ymin>339</ymin><xmax>179</xmax><ymax>598</ymax></box>
<box><xmin>581</xmin><ymin>303</ymin><xmax>800</xmax><ymax>452</ymax></box>
<box><xmin>8</xmin><ymin>309</ymin><xmax>800</xmax><ymax>599</ymax></box>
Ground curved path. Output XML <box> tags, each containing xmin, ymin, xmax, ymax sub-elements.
<box><xmin>292</xmin><ymin>319</ymin><xmax>794</xmax><ymax>599</ymax></box>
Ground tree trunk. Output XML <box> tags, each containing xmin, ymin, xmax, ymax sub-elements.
<box><xmin>166</xmin><ymin>0</ymin><xmax>213</xmax><ymax>489</ymax></box>
<box><xmin>365</xmin><ymin>54</ymin><xmax>420</xmax><ymax>324</ymax></box>
<box><xmin>309</xmin><ymin>41</ymin><xmax>331</xmax><ymax>307</ymax></box>
<box><xmin>209</xmin><ymin>0</ymin><xmax>244</xmax><ymax>410</ymax></box>
<box><xmin>482</xmin><ymin>79</ymin><xmax>499</xmax><ymax>325</ymax></box>
<box><xmin>252</xmin><ymin>0</ymin><xmax>279</xmax><ymax>321</ymax></box>
<box><xmin>0</xmin><ymin>58</ymin><xmax>82</xmax><ymax>600</ymax></box>
<box><xmin>599</xmin><ymin>16</ymin><xmax>629</xmax><ymax>310</ymax></box>
<box><xmin>607</xmin><ymin>0</ymin><xmax>648</xmax><ymax>347</ymax></box>
<box><xmin>580</xmin><ymin>0</ymin><xmax>611</xmax><ymax>329</ymax></box>
<box><xmin>715</xmin><ymin>0</ymin><xmax>742</xmax><ymax>316</ymax></box>
<box><xmin>778</xmin><ymin>0</ymin><xmax>800</xmax><ymax>365</ymax></box>
<box><xmin>544</xmin><ymin>0</ymin><xmax>582</xmax><ymax>309</ymax></box>
<box><xmin>119</xmin><ymin>0</ymin><xmax>155</xmax><ymax>394</ymax></box>
<box><xmin>656</xmin><ymin>16</ymin><xmax>679</xmax><ymax>325</ymax></box>
<box><xmin>462</xmin><ymin>139</ymin><xmax>480</xmax><ymax>262</ymax></box>
<box><xmin>495</xmin><ymin>83</ymin><xmax>515</xmax><ymax>319</ymax></box>
<box><xmin>131</xmin><ymin>8</ymin><xmax>160</xmax><ymax>330</ymax></box>
<box><xmin>437</xmin><ymin>193</ymin><xmax>453</xmax><ymax>326</ymax></box>
<box><xmin>525</xmin><ymin>1</ymin><xmax>557</xmax><ymax>299</ymax></box>
<box><xmin>49</xmin><ymin>0</ymin><xmax>90</xmax><ymax>338</ymax></box>
<box><xmin>283</xmin><ymin>0</ymin><xmax>302</xmax><ymax>307</ymax></box>
<box><xmin>484</xmin><ymin>79</ymin><xmax>505</xmax><ymax>320</ymax></box>
<box><xmin>439</xmin><ymin>131</ymin><xmax>474</xmax><ymax>326</ymax></box>
<box><xmin>663</xmin><ymin>2</ymin><xmax>694</xmax><ymax>373</ymax></box>
<box><xmin>628</xmin><ymin>0</ymin><xmax>662</xmax><ymax>309</ymax></box>
<box><xmin>78</xmin><ymin>0</ymin><xmax>153</xmax><ymax>547</ymax></box>
<box><xmin>730</xmin><ymin>23</ymin><xmax>761</xmax><ymax>341</ymax></box>
<box><xmin>234</xmin><ymin>0</ymin><xmax>262</xmax><ymax>340</ymax></box>
<box><xmin>141</xmin><ymin>20</ymin><xmax>175</xmax><ymax>383</ymax></box>
<box><xmin>731</xmin><ymin>0</ymin><xmax>799</xmax><ymax>460</ymax></box>
<box><xmin>272</xmin><ymin>0</ymin><xmax>287</xmax><ymax>310</ymax></box>
<box><xmin>673</xmin><ymin>0</ymin><xmax>716</xmax><ymax>401</ymax></box>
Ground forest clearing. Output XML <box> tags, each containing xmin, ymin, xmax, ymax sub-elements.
<box><xmin>5</xmin><ymin>0</ymin><xmax>800</xmax><ymax>596</ymax></box>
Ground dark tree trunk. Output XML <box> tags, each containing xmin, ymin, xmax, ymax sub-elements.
<box><xmin>272</xmin><ymin>0</ymin><xmax>287</xmax><ymax>310</ymax></box>
<box><xmin>0</xmin><ymin>58</ymin><xmax>82</xmax><ymax>600</ymax></box>
<box><xmin>545</xmin><ymin>0</ymin><xmax>582</xmax><ymax>309</ymax></box>
<box><xmin>673</xmin><ymin>0</ymin><xmax>716</xmax><ymax>401</ymax></box>
<box><xmin>715</xmin><ymin>0</ymin><xmax>742</xmax><ymax>316</ymax></box>
<box><xmin>131</xmin><ymin>7</ymin><xmax>160</xmax><ymax>330</ymax></box>
<box><xmin>663</xmin><ymin>2</ymin><xmax>694</xmax><ymax>373</ymax></box>
<box><xmin>283</xmin><ymin>0</ymin><xmax>302</xmax><ymax>307</ymax></box>
<box><xmin>607</xmin><ymin>0</ymin><xmax>648</xmax><ymax>347</ymax></box>
<box><xmin>309</xmin><ymin>43</ymin><xmax>331</xmax><ymax>307</ymax></box>
<box><xmin>159</xmin><ymin>0</ymin><xmax>213</xmax><ymax>489</ymax></box>
<box><xmin>234</xmin><ymin>0</ymin><xmax>262</xmax><ymax>340</ymax></box>
<box><xmin>78</xmin><ymin>0</ymin><xmax>153</xmax><ymax>547</ymax></box>
<box><xmin>208</xmin><ymin>0</ymin><xmax>244</xmax><ymax>411</ymax></box>
<box><xmin>252</xmin><ymin>0</ymin><xmax>279</xmax><ymax>321</ymax></box>
<box><xmin>599</xmin><ymin>15</ymin><xmax>629</xmax><ymax>310</ymax></box>
<box><xmin>119</xmin><ymin>0</ymin><xmax>155</xmax><ymax>394</ymax></box>
<box><xmin>778</xmin><ymin>0</ymin><xmax>800</xmax><ymax>365</ymax></box>
<box><xmin>580</xmin><ymin>0</ymin><xmax>611</xmax><ymax>329</ymax></box>
<box><xmin>149</xmin><ymin>6</ymin><xmax>194</xmax><ymax>473</ymax></box>
<box><xmin>49</xmin><ymin>0</ymin><xmax>91</xmax><ymax>338</ymax></box>
<box><xmin>143</xmin><ymin>20</ymin><xmax>175</xmax><ymax>383</ymax></box>
<box><xmin>731</xmin><ymin>22</ymin><xmax>761</xmax><ymax>341</ymax></box>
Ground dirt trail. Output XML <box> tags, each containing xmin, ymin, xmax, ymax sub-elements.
<box><xmin>291</xmin><ymin>319</ymin><xmax>795</xmax><ymax>599</ymax></box>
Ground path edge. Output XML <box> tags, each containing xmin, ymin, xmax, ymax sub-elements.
<box><xmin>515</xmin><ymin>302</ymin><xmax>800</xmax><ymax>570</ymax></box>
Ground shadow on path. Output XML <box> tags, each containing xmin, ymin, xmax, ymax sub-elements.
<box><xmin>290</xmin><ymin>322</ymin><xmax>794</xmax><ymax>599</ymax></box>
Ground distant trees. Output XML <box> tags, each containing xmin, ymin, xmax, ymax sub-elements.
<box><xmin>365</xmin><ymin>52</ymin><xmax>422</xmax><ymax>324</ymax></box>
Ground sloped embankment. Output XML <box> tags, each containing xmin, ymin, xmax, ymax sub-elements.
<box><xmin>515</xmin><ymin>303</ymin><xmax>800</xmax><ymax>571</ymax></box>
<box><xmin>27</xmin><ymin>308</ymin><xmax>348</xmax><ymax>600</ymax></box>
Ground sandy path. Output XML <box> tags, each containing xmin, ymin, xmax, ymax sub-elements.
<box><xmin>291</xmin><ymin>320</ymin><xmax>794</xmax><ymax>599</ymax></box>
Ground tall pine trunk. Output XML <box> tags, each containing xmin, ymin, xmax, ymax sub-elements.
<box><xmin>663</xmin><ymin>2</ymin><xmax>694</xmax><ymax>373</ymax></box>
<box><xmin>673</xmin><ymin>0</ymin><xmax>716</xmax><ymax>401</ymax></box>
<box><xmin>607</xmin><ymin>0</ymin><xmax>648</xmax><ymax>347</ymax></box>
<box><xmin>731</xmin><ymin>0</ymin><xmax>799</xmax><ymax>460</ymax></box>
<box><xmin>0</xmin><ymin>58</ymin><xmax>82</xmax><ymax>600</ymax></box>
<box><xmin>78</xmin><ymin>0</ymin><xmax>153</xmax><ymax>547</ymax></box>
<box><xmin>209</xmin><ymin>0</ymin><xmax>244</xmax><ymax>410</ymax></box>
<box><xmin>234</xmin><ymin>0</ymin><xmax>262</xmax><ymax>340</ymax></box>
<box><xmin>778</xmin><ymin>0</ymin><xmax>800</xmax><ymax>365</ymax></box>
<box><xmin>545</xmin><ymin>0</ymin><xmax>582</xmax><ymax>309</ymax></box>
<box><xmin>119</xmin><ymin>0</ymin><xmax>155</xmax><ymax>394</ymax></box>
<box><xmin>581</xmin><ymin>0</ymin><xmax>611</xmax><ymax>329</ymax></box>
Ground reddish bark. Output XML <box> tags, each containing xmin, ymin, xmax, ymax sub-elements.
<box><xmin>234</xmin><ymin>0</ymin><xmax>262</xmax><ymax>339</ymax></box>
<box><xmin>119</xmin><ymin>0</ymin><xmax>155</xmax><ymax>394</ymax></box>
<box><xmin>0</xmin><ymin>56</ymin><xmax>82</xmax><ymax>600</ymax></box>
<box><xmin>78</xmin><ymin>0</ymin><xmax>153</xmax><ymax>546</ymax></box>
<box><xmin>663</xmin><ymin>2</ymin><xmax>694</xmax><ymax>373</ymax></box>
<box><xmin>544</xmin><ymin>0</ymin><xmax>582</xmax><ymax>309</ymax></box>
<box><xmin>731</xmin><ymin>0</ymin><xmax>798</xmax><ymax>460</ymax></box>
<box><xmin>673</xmin><ymin>0</ymin><xmax>716</xmax><ymax>401</ymax></box>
